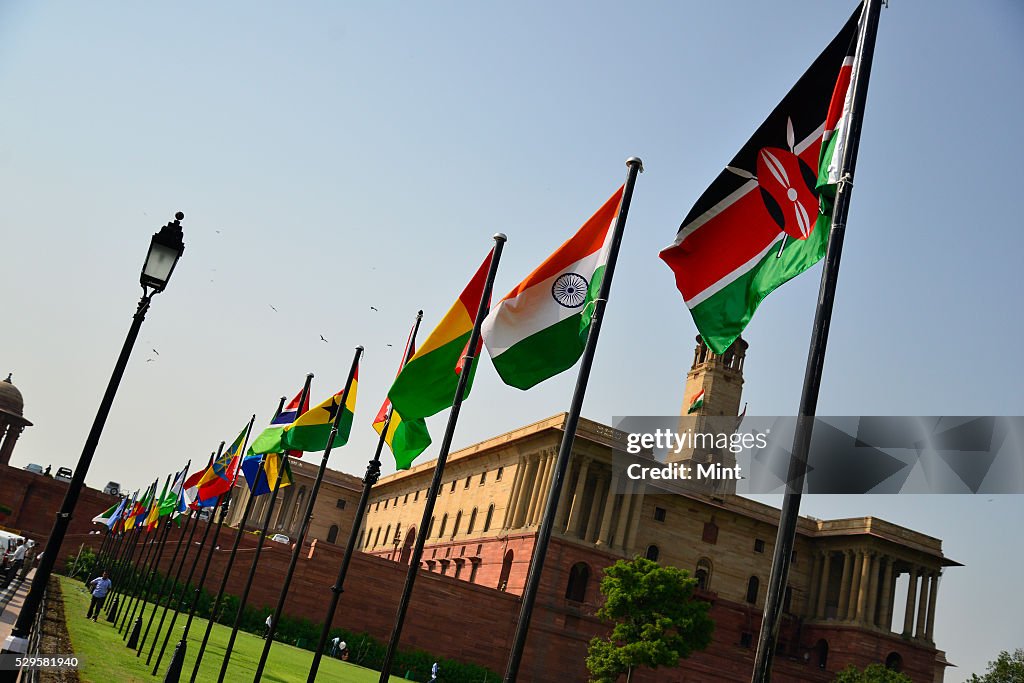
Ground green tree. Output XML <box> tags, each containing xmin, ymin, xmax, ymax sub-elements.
<box><xmin>968</xmin><ymin>649</ymin><xmax>1024</xmax><ymax>683</ymax></box>
<box><xmin>833</xmin><ymin>664</ymin><xmax>912</xmax><ymax>682</ymax></box>
<box><xmin>586</xmin><ymin>556</ymin><xmax>713</xmax><ymax>683</ymax></box>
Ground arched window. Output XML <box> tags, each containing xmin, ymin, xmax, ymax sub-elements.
<box><xmin>565</xmin><ymin>562</ymin><xmax>590</xmax><ymax>602</ymax></box>
<box><xmin>885</xmin><ymin>652</ymin><xmax>903</xmax><ymax>672</ymax></box>
<box><xmin>746</xmin><ymin>576</ymin><xmax>760</xmax><ymax>604</ymax></box>
<box><xmin>645</xmin><ymin>545</ymin><xmax>660</xmax><ymax>561</ymax></box>
<box><xmin>696</xmin><ymin>558</ymin><xmax>712</xmax><ymax>591</ymax></box>
<box><xmin>373</xmin><ymin>527</ymin><xmax>382</xmax><ymax>547</ymax></box>
<box><xmin>498</xmin><ymin>550</ymin><xmax>514</xmax><ymax>591</ymax></box>
<box><xmin>467</xmin><ymin>508</ymin><xmax>478</xmax><ymax>535</ymax></box>
<box><xmin>327</xmin><ymin>525</ymin><xmax>339</xmax><ymax>544</ymax></box>
<box><xmin>427</xmin><ymin>516</ymin><xmax>435</xmax><ymax>538</ymax></box>
<box><xmin>400</xmin><ymin>526</ymin><xmax>416</xmax><ymax>564</ymax></box>
<box><xmin>357</xmin><ymin>529</ymin><xmax>364</xmax><ymax>548</ymax></box>
<box><xmin>452</xmin><ymin>511</ymin><xmax>462</xmax><ymax>539</ymax></box>
<box><xmin>815</xmin><ymin>639</ymin><xmax>829</xmax><ymax>669</ymax></box>
<box><xmin>438</xmin><ymin>514</ymin><xmax>448</xmax><ymax>538</ymax></box>
<box><xmin>383</xmin><ymin>525</ymin><xmax>391</xmax><ymax>546</ymax></box>
<box><xmin>483</xmin><ymin>504</ymin><xmax>495</xmax><ymax>532</ymax></box>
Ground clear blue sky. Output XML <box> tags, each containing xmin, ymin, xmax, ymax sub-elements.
<box><xmin>2</xmin><ymin>2</ymin><xmax>1021</xmax><ymax>679</ymax></box>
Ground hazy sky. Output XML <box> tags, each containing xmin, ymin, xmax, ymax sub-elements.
<box><xmin>2</xmin><ymin>2</ymin><xmax>1022</xmax><ymax>679</ymax></box>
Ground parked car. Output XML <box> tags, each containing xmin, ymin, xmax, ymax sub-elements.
<box><xmin>103</xmin><ymin>481</ymin><xmax>121</xmax><ymax>496</ymax></box>
<box><xmin>270</xmin><ymin>534</ymin><xmax>290</xmax><ymax>545</ymax></box>
<box><xmin>23</xmin><ymin>463</ymin><xmax>44</xmax><ymax>475</ymax></box>
<box><xmin>54</xmin><ymin>467</ymin><xmax>73</xmax><ymax>483</ymax></box>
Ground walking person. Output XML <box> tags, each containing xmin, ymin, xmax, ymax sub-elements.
<box><xmin>263</xmin><ymin>614</ymin><xmax>272</xmax><ymax>639</ymax></box>
<box><xmin>86</xmin><ymin>570</ymin><xmax>112</xmax><ymax>621</ymax></box>
<box><xmin>429</xmin><ymin>661</ymin><xmax>439</xmax><ymax>682</ymax></box>
<box><xmin>7</xmin><ymin>540</ymin><xmax>27</xmax><ymax>585</ymax></box>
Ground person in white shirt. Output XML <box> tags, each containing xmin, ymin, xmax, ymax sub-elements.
<box><xmin>86</xmin><ymin>570</ymin><xmax>112</xmax><ymax>621</ymax></box>
<box><xmin>263</xmin><ymin>615</ymin><xmax>273</xmax><ymax>639</ymax></box>
<box><xmin>10</xmin><ymin>540</ymin><xmax>26</xmax><ymax>577</ymax></box>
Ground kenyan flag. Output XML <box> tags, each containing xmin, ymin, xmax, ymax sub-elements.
<box><xmin>659</xmin><ymin>5</ymin><xmax>862</xmax><ymax>354</ymax></box>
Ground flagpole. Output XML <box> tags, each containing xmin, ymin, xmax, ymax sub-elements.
<box><xmin>111</xmin><ymin>485</ymin><xmax>152</xmax><ymax>623</ymax></box>
<box><xmin>307</xmin><ymin>312</ymin><xmax>423</xmax><ymax>683</ymax></box>
<box><xmin>502</xmin><ymin>158</ymin><xmax>643</xmax><ymax>682</ymax></box>
<box><xmin>212</xmin><ymin>375</ymin><xmax>313</xmax><ymax>683</ymax></box>
<box><xmin>378</xmin><ymin>234</ymin><xmax>506</xmax><ymax>682</ymax></box>
<box><xmin>144</xmin><ymin>506</ymin><xmax>199</xmax><ymax>664</ymax></box>
<box><xmin>119</xmin><ymin>479</ymin><xmax>161</xmax><ymax>634</ymax></box>
<box><xmin>124</xmin><ymin>474</ymin><xmax>176</xmax><ymax>645</ymax></box>
<box><xmin>137</xmin><ymin>462</ymin><xmax>193</xmax><ymax>656</ymax></box>
<box><xmin>253</xmin><ymin>346</ymin><xmax>363</xmax><ymax>683</ymax></box>
<box><xmin>104</xmin><ymin>489</ymin><xmax>143</xmax><ymax>620</ymax></box>
<box><xmin>183</xmin><ymin>401</ymin><xmax>280</xmax><ymax>683</ymax></box>
<box><xmin>156</xmin><ymin>413</ymin><xmax>260</xmax><ymax>675</ymax></box>
<box><xmin>750</xmin><ymin>3</ymin><xmax>881</xmax><ymax>681</ymax></box>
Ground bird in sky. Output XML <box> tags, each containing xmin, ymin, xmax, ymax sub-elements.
<box><xmin>386</xmin><ymin>344</ymin><xmax>393</xmax><ymax>347</ymax></box>
<box><xmin>370</xmin><ymin>306</ymin><xmax>378</xmax><ymax>311</ymax></box>
<box><xmin>269</xmin><ymin>304</ymin><xmax>278</xmax><ymax>312</ymax></box>
<box><xmin>146</xmin><ymin>359</ymin><xmax>155</xmax><ymax>363</ymax></box>
<box><xmin>152</xmin><ymin>348</ymin><xmax>160</xmax><ymax>356</ymax></box>
<box><xmin>320</xmin><ymin>335</ymin><xmax>328</xmax><ymax>343</ymax></box>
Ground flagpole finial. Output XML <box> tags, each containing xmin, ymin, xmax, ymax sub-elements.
<box><xmin>306</xmin><ymin>372</ymin><xmax>314</xmax><ymax>378</ymax></box>
<box><xmin>626</xmin><ymin>157</ymin><xmax>644</xmax><ymax>173</ymax></box>
<box><xmin>493</xmin><ymin>232</ymin><xmax>507</xmax><ymax>242</ymax></box>
<box><xmin>416</xmin><ymin>310</ymin><xmax>423</xmax><ymax>319</ymax></box>
<box><xmin>356</xmin><ymin>345</ymin><xmax>364</xmax><ymax>352</ymax></box>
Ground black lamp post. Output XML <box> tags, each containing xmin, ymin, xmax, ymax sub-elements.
<box><xmin>0</xmin><ymin>213</ymin><xmax>185</xmax><ymax>674</ymax></box>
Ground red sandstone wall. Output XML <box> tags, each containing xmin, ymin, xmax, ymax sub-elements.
<box><xmin>0</xmin><ymin>464</ymin><xmax>118</xmax><ymax>545</ymax></box>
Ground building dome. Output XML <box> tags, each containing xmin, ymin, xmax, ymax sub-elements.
<box><xmin>0</xmin><ymin>373</ymin><xmax>25</xmax><ymax>417</ymax></box>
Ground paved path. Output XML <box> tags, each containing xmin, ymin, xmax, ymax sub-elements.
<box><xmin>0</xmin><ymin>569</ymin><xmax>36</xmax><ymax>645</ymax></box>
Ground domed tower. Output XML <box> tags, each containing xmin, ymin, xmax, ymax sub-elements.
<box><xmin>668</xmin><ymin>337</ymin><xmax>747</xmax><ymax>493</ymax></box>
<box><xmin>0</xmin><ymin>373</ymin><xmax>33</xmax><ymax>467</ymax></box>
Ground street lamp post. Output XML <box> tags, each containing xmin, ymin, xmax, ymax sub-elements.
<box><xmin>0</xmin><ymin>213</ymin><xmax>185</xmax><ymax>676</ymax></box>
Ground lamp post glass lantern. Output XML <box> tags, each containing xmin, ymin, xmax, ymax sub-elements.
<box><xmin>0</xmin><ymin>212</ymin><xmax>185</xmax><ymax>675</ymax></box>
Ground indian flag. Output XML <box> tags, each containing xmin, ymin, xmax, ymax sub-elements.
<box><xmin>388</xmin><ymin>249</ymin><xmax>494</xmax><ymax>420</ymax></box>
<box><xmin>281</xmin><ymin>367</ymin><xmax>359</xmax><ymax>452</ymax></box>
<box><xmin>686</xmin><ymin>389</ymin><xmax>705</xmax><ymax>414</ymax></box>
<box><xmin>482</xmin><ymin>186</ymin><xmax>623</xmax><ymax>390</ymax></box>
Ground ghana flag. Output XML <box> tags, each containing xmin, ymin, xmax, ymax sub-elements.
<box><xmin>281</xmin><ymin>367</ymin><xmax>358</xmax><ymax>452</ymax></box>
<box><xmin>659</xmin><ymin>5</ymin><xmax>862</xmax><ymax>354</ymax></box>
<box><xmin>387</xmin><ymin>249</ymin><xmax>494</xmax><ymax>420</ymax></box>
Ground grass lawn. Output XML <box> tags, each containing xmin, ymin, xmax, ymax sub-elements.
<box><xmin>59</xmin><ymin>576</ymin><xmax>411</xmax><ymax>682</ymax></box>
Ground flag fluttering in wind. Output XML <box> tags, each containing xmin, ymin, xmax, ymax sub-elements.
<box><xmin>374</xmin><ymin>319</ymin><xmax>432</xmax><ymax>470</ymax></box>
<box><xmin>125</xmin><ymin>482</ymin><xmax>156</xmax><ymax>531</ymax></box>
<box><xmin>249</xmin><ymin>387</ymin><xmax>311</xmax><ymax>456</ymax></box>
<box><xmin>196</xmin><ymin>422</ymin><xmax>250</xmax><ymax>505</ymax></box>
<box><xmin>659</xmin><ymin>7</ymin><xmax>861</xmax><ymax>354</ymax></box>
<box><xmin>483</xmin><ymin>187</ymin><xmax>623</xmax><ymax>390</ymax></box>
<box><xmin>161</xmin><ymin>463</ymin><xmax>189</xmax><ymax>518</ymax></box>
<box><xmin>145</xmin><ymin>476</ymin><xmax>170</xmax><ymax>531</ymax></box>
<box><xmin>92</xmin><ymin>499</ymin><xmax>125</xmax><ymax>527</ymax></box>
<box><xmin>388</xmin><ymin>250</ymin><xmax>494</xmax><ymax>420</ymax></box>
<box><xmin>240</xmin><ymin>452</ymin><xmax>293</xmax><ymax>496</ymax></box>
<box><xmin>686</xmin><ymin>389</ymin><xmax>705</xmax><ymax>414</ymax></box>
<box><xmin>281</xmin><ymin>367</ymin><xmax>359</xmax><ymax>452</ymax></box>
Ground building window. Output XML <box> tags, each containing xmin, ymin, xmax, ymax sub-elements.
<box><xmin>336</xmin><ymin>498</ymin><xmax>347</xmax><ymax>510</ymax></box>
<box><xmin>357</xmin><ymin>530</ymin><xmax>364</xmax><ymax>548</ymax></box>
<box><xmin>464</xmin><ymin>477</ymin><xmax>471</xmax><ymax>489</ymax></box>
<box><xmin>384</xmin><ymin>499</ymin><xmax>389</xmax><ymax>510</ymax></box>
<box><xmin>439</xmin><ymin>560</ymin><xmax>449</xmax><ymax>576</ymax></box>
<box><xmin>498</xmin><ymin>550</ymin><xmax>514</xmax><ymax>591</ymax></box>
<box><xmin>427</xmin><ymin>516</ymin><xmax>435</xmax><ymax>538</ymax></box>
<box><xmin>784</xmin><ymin>586</ymin><xmax>793</xmax><ymax>614</ymax></box>
<box><xmin>452</xmin><ymin>511</ymin><xmax>462</xmax><ymax>539</ymax></box>
<box><xmin>454</xmin><ymin>560</ymin><xmax>463</xmax><ymax>580</ymax></box>
<box><xmin>383</xmin><ymin>525</ymin><xmax>391</xmax><ymax>546</ymax></box>
<box><xmin>815</xmin><ymin>640</ymin><xmax>829</xmax><ymax>669</ymax></box>
<box><xmin>373</xmin><ymin>527</ymin><xmax>382</xmax><ymax>547</ymax></box>
<box><xmin>439</xmin><ymin>514</ymin><xmax>448</xmax><ymax>538</ymax></box>
<box><xmin>450</xmin><ymin>481</ymin><xmax>456</xmax><ymax>493</ymax></box>
<box><xmin>702</xmin><ymin>520</ymin><xmax>719</xmax><ymax>544</ymax></box>
<box><xmin>885</xmin><ymin>652</ymin><xmax>903</xmax><ymax>672</ymax></box>
<box><xmin>645</xmin><ymin>545</ymin><xmax>660</xmax><ymax>561</ymax></box>
<box><xmin>469</xmin><ymin>561</ymin><xmax>479</xmax><ymax>584</ymax></box>
<box><xmin>654</xmin><ymin>507</ymin><xmax>667</xmax><ymax>522</ymax></box>
<box><xmin>496</xmin><ymin>466</ymin><xmax>504</xmax><ymax>481</ymax></box>
<box><xmin>696</xmin><ymin>558</ymin><xmax>712</xmax><ymax>591</ymax></box>
<box><xmin>565</xmin><ymin>562</ymin><xmax>590</xmax><ymax>602</ymax></box>
<box><xmin>327</xmin><ymin>525</ymin><xmax>339</xmax><ymax>544</ymax></box>
<box><xmin>746</xmin><ymin>576</ymin><xmax>760</xmax><ymax>604</ymax></box>
<box><xmin>480</xmin><ymin>470</ymin><xmax>487</xmax><ymax>485</ymax></box>
<box><xmin>468</xmin><ymin>508</ymin><xmax>478</xmax><ymax>535</ymax></box>
<box><xmin>483</xmin><ymin>504</ymin><xmax>494</xmax><ymax>532</ymax></box>
<box><xmin>740</xmin><ymin>632</ymin><xmax>753</xmax><ymax>649</ymax></box>
<box><xmin>414</xmin><ymin>490</ymin><xmax>419</xmax><ymax>502</ymax></box>
<box><xmin>403</xmin><ymin>493</ymin><xmax>408</xmax><ymax>504</ymax></box>
<box><xmin>754</xmin><ymin>539</ymin><xmax>765</xmax><ymax>553</ymax></box>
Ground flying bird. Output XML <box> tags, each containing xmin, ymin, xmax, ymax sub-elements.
<box><xmin>320</xmin><ymin>335</ymin><xmax>328</xmax><ymax>343</ymax></box>
<box><xmin>152</xmin><ymin>348</ymin><xmax>160</xmax><ymax>356</ymax></box>
<box><xmin>386</xmin><ymin>344</ymin><xmax>393</xmax><ymax>347</ymax></box>
<box><xmin>269</xmin><ymin>304</ymin><xmax>278</xmax><ymax>312</ymax></box>
<box><xmin>370</xmin><ymin>306</ymin><xmax>378</xmax><ymax>311</ymax></box>
<box><xmin>146</xmin><ymin>359</ymin><xmax>155</xmax><ymax>363</ymax></box>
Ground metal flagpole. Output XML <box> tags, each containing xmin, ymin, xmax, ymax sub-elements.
<box><xmin>155</xmin><ymin>417</ymin><xmax>258</xmax><ymax>671</ymax></box>
<box><xmin>307</xmin><ymin>312</ymin><xmax>423</xmax><ymax>683</ymax></box>
<box><xmin>137</xmin><ymin>462</ymin><xmax>193</xmax><ymax>656</ymax></box>
<box><xmin>212</xmin><ymin>375</ymin><xmax>313</xmax><ymax>683</ymax></box>
<box><xmin>144</xmin><ymin>506</ymin><xmax>199</xmax><ymax>664</ymax></box>
<box><xmin>105</xmin><ymin>489</ymin><xmax>144</xmax><ymax>620</ymax></box>
<box><xmin>119</xmin><ymin>479</ymin><xmax>162</xmax><ymax>634</ymax></box>
<box><xmin>125</xmin><ymin>475</ymin><xmax>177</xmax><ymax>646</ymax></box>
<box><xmin>182</xmin><ymin>401</ymin><xmax>282</xmax><ymax>683</ymax></box>
<box><xmin>252</xmin><ymin>347</ymin><xmax>363</xmax><ymax>683</ymax></box>
<box><xmin>378</xmin><ymin>234</ymin><xmax>506</xmax><ymax>682</ymax></box>
<box><xmin>750</xmin><ymin>2</ymin><xmax>882</xmax><ymax>680</ymax></box>
<box><xmin>503</xmin><ymin>157</ymin><xmax>643</xmax><ymax>682</ymax></box>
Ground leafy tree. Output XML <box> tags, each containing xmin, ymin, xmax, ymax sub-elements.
<box><xmin>833</xmin><ymin>664</ymin><xmax>912</xmax><ymax>683</ymax></box>
<box><xmin>967</xmin><ymin>649</ymin><xmax>1024</xmax><ymax>683</ymax></box>
<box><xmin>586</xmin><ymin>556</ymin><xmax>713</xmax><ymax>683</ymax></box>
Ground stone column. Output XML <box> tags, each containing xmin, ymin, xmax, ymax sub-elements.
<box><xmin>903</xmin><ymin>568</ymin><xmax>918</xmax><ymax>636</ymax></box>
<box><xmin>815</xmin><ymin>551</ymin><xmax>832</xmax><ymax>619</ymax></box>
<box><xmin>915</xmin><ymin>570</ymin><xmax>931</xmax><ymax>639</ymax></box>
<box><xmin>556</xmin><ymin>456</ymin><xmax>584</xmax><ymax>531</ymax></box>
<box><xmin>837</xmin><ymin>551</ymin><xmax>853</xmax><ymax>621</ymax></box>
<box><xmin>848</xmin><ymin>550</ymin><xmax>864</xmax><ymax>621</ymax></box>
<box><xmin>864</xmin><ymin>552</ymin><xmax>880</xmax><ymax>626</ymax></box>
<box><xmin>0</xmin><ymin>424</ymin><xmax>23</xmax><ymax>466</ymax></box>
<box><xmin>925</xmin><ymin>572</ymin><xmax>939</xmax><ymax>641</ymax></box>
<box><xmin>583</xmin><ymin>475</ymin><xmax>605</xmax><ymax>542</ymax></box>
<box><xmin>807</xmin><ymin>552</ymin><xmax>823</xmax><ymax>617</ymax></box>
<box><xmin>879</xmin><ymin>557</ymin><xmax>895</xmax><ymax>630</ymax></box>
<box><xmin>511</xmin><ymin>455</ymin><xmax>539</xmax><ymax>528</ymax></box>
<box><xmin>563</xmin><ymin>457</ymin><xmax>592</xmax><ymax>534</ymax></box>
<box><xmin>612</xmin><ymin>479</ymin><xmax>636</xmax><ymax>549</ymax></box>
<box><xmin>624</xmin><ymin>483</ymin><xmax>646</xmax><ymax>553</ymax></box>
<box><xmin>596</xmin><ymin>473</ymin><xmax>619</xmax><ymax>546</ymax></box>
<box><xmin>503</xmin><ymin>456</ymin><xmax>528</xmax><ymax>529</ymax></box>
<box><xmin>528</xmin><ymin>453</ymin><xmax>555</xmax><ymax>526</ymax></box>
